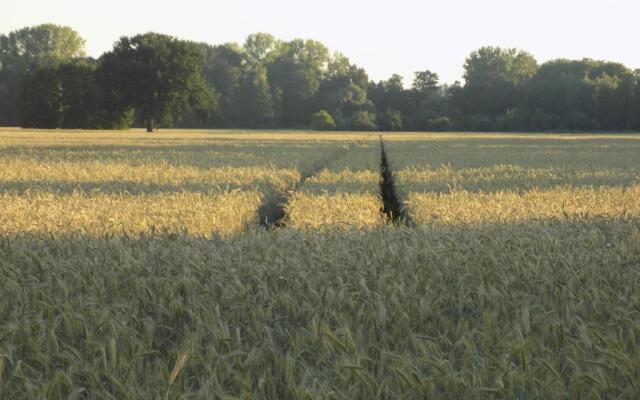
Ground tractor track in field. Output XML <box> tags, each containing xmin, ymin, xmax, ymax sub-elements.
<box><xmin>258</xmin><ymin>142</ymin><xmax>357</xmax><ymax>228</ymax></box>
<box><xmin>379</xmin><ymin>136</ymin><xmax>415</xmax><ymax>227</ymax></box>
<box><xmin>259</xmin><ymin>137</ymin><xmax>414</xmax><ymax>229</ymax></box>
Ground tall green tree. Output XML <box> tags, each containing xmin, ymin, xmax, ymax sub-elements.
<box><xmin>55</xmin><ymin>61</ymin><xmax>101</xmax><ymax>129</ymax></box>
<box><xmin>99</xmin><ymin>33</ymin><xmax>213</xmax><ymax>132</ymax></box>
<box><xmin>17</xmin><ymin>66</ymin><xmax>63</xmax><ymax>128</ymax></box>
<box><xmin>237</xmin><ymin>64</ymin><xmax>275</xmax><ymax>127</ymax></box>
<box><xmin>244</xmin><ymin>33</ymin><xmax>277</xmax><ymax>66</ymax></box>
<box><xmin>202</xmin><ymin>43</ymin><xmax>244</xmax><ymax>127</ymax></box>
<box><xmin>0</xmin><ymin>24</ymin><xmax>86</xmax><ymax>125</ymax></box>
<box><xmin>634</xmin><ymin>70</ymin><xmax>640</xmax><ymax>129</ymax></box>
<box><xmin>316</xmin><ymin>52</ymin><xmax>369</xmax><ymax>128</ymax></box>
<box><xmin>410</xmin><ymin>70</ymin><xmax>448</xmax><ymax>129</ymax></box>
<box><xmin>267</xmin><ymin>39</ymin><xmax>330</xmax><ymax>126</ymax></box>
<box><xmin>0</xmin><ymin>24</ymin><xmax>85</xmax><ymax>67</ymax></box>
<box><xmin>238</xmin><ymin>34</ymin><xmax>277</xmax><ymax>127</ymax></box>
<box><xmin>7</xmin><ymin>27</ymin><xmax>640</xmax><ymax>133</ymax></box>
<box><xmin>527</xmin><ymin>59</ymin><xmax>635</xmax><ymax>130</ymax></box>
<box><xmin>590</xmin><ymin>62</ymin><xmax>636</xmax><ymax>130</ymax></box>
<box><xmin>368</xmin><ymin>74</ymin><xmax>411</xmax><ymax>130</ymax></box>
<box><xmin>412</xmin><ymin>70</ymin><xmax>439</xmax><ymax>94</ymax></box>
<box><xmin>458</xmin><ymin>46</ymin><xmax>538</xmax><ymax>116</ymax></box>
<box><xmin>201</xmin><ymin>35</ymin><xmax>278</xmax><ymax>128</ymax></box>
<box><xmin>18</xmin><ymin>60</ymin><xmax>130</xmax><ymax>129</ymax></box>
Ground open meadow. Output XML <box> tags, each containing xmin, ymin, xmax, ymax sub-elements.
<box><xmin>1</xmin><ymin>128</ymin><xmax>640</xmax><ymax>398</ymax></box>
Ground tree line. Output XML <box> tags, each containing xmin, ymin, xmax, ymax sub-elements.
<box><xmin>1</xmin><ymin>24</ymin><xmax>639</xmax><ymax>132</ymax></box>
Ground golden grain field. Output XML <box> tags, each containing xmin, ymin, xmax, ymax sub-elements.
<box><xmin>1</xmin><ymin>128</ymin><xmax>640</xmax><ymax>399</ymax></box>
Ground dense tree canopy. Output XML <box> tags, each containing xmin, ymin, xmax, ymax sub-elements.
<box><xmin>2</xmin><ymin>25</ymin><xmax>640</xmax><ymax>132</ymax></box>
<box><xmin>526</xmin><ymin>59</ymin><xmax>636</xmax><ymax>130</ymax></box>
<box><xmin>456</xmin><ymin>47</ymin><xmax>538</xmax><ymax>116</ymax></box>
<box><xmin>0</xmin><ymin>24</ymin><xmax>86</xmax><ymax>67</ymax></box>
<box><xmin>0</xmin><ymin>24</ymin><xmax>86</xmax><ymax>126</ymax></box>
<box><xmin>99</xmin><ymin>33</ymin><xmax>214</xmax><ymax>132</ymax></box>
<box><xmin>316</xmin><ymin>52</ymin><xmax>370</xmax><ymax>129</ymax></box>
<box><xmin>266</xmin><ymin>39</ymin><xmax>330</xmax><ymax>126</ymax></box>
<box><xmin>18</xmin><ymin>60</ymin><xmax>99</xmax><ymax>129</ymax></box>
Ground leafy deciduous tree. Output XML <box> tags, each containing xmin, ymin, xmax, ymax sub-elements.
<box><xmin>310</xmin><ymin>110</ymin><xmax>336</xmax><ymax>130</ymax></box>
<box><xmin>99</xmin><ymin>33</ymin><xmax>214</xmax><ymax>132</ymax></box>
<box><xmin>0</xmin><ymin>24</ymin><xmax>86</xmax><ymax>125</ymax></box>
<box><xmin>459</xmin><ymin>46</ymin><xmax>538</xmax><ymax>116</ymax></box>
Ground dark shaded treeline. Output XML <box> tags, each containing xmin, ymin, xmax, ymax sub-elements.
<box><xmin>1</xmin><ymin>24</ymin><xmax>639</xmax><ymax>131</ymax></box>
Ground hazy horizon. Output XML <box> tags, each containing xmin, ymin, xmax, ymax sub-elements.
<box><xmin>3</xmin><ymin>0</ymin><xmax>639</xmax><ymax>85</ymax></box>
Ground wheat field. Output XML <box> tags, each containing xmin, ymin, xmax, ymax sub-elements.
<box><xmin>1</xmin><ymin>128</ymin><xmax>640</xmax><ymax>399</ymax></box>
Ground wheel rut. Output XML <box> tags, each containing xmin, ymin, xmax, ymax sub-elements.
<box><xmin>259</xmin><ymin>137</ymin><xmax>415</xmax><ymax>229</ymax></box>
<box><xmin>258</xmin><ymin>143</ymin><xmax>356</xmax><ymax>228</ymax></box>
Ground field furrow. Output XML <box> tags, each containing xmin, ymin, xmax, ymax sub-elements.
<box><xmin>285</xmin><ymin>142</ymin><xmax>384</xmax><ymax>229</ymax></box>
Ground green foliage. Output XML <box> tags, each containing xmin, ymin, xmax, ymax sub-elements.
<box><xmin>18</xmin><ymin>61</ymin><xmax>132</xmax><ymax>129</ymax></box>
<box><xmin>244</xmin><ymin>33</ymin><xmax>278</xmax><ymax>65</ymax></box>
<box><xmin>463</xmin><ymin>114</ymin><xmax>496</xmax><ymax>132</ymax></box>
<box><xmin>410</xmin><ymin>71</ymin><xmax>449</xmax><ymax>130</ymax></box>
<box><xmin>369</xmin><ymin>74</ymin><xmax>411</xmax><ymax>119</ymax></box>
<box><xmin>465</xmin><ymin>46</ymin><xmax>538</xmax><ymax>86</ymax></box>
<box><xmin>527</xmin><ymin>59</ymin><xmax>636</xmax><ymax>130</ymax></box>
<box><xmin>202</xmin><ymin>43</ymin><xmax>244</xmax><ymax>127</ymax></box>
<box><xmin>634</xmin><ymin>69</ymin><xmax>640</xmax><ymax>129</ymax></box>
<box><xmin>17</xmin><ymin>66</ymin><xmax>63</xmax><ymax>128</ymax></box>
<box><xmin>0</xmin><ymin>23</ymin><xmax>86</xmax><ymax>68</ymax></box>
<box><xmin>350</xmin><ymin>110</ymin><xmax>378</xmax><ymax>131</ymax></box>
<box><xmin>495</xmin><ymin>108</ymin><xmax>527</xmax><ymax>131</ymax></box>
<box><xmin>378</xmin><ymin>109</ymin><xmax>404</xmax><ymax>131</ymax></box>
<box><xmin>412</xmin><ymin>70</ymin><xmax>439</xmax><ymax>94</ymax></box>
<box><xmin>5</xmin><ymin>25</ymin><xmax>640</xmax><ymax>132</ymax></box>
<box><xmin>317</xmin><ymin>52</ymin><xmax>370</xmax><ymax>126</ymax></box>
<box><xmin>98</xmin><ymin>33</ymin><xmax>214</xmax><ymax>131</ymax></box>
<box><xmin>55</xmin><ymin>62</ymin><xmax>101</xmax><ymax>129</ymax></box>
<box><xmin>310</xmin><ymin>110</ymin><xmax>336</xmax><ymax>130</ymax></box>
<box><xmin>0</xmin><ymin>24</ymin><xmax>86</xmax><ymax>125</ymax></box>
<box><xmin>426</xmin><ymin>115</ymin><xmax>454</xmax><ymax>131</ymax></box>
<box><xmin>458</xmin><ymin>46</ymin><xmax>538</xmax><ymax>116</ymax></box>
<box><xmin>267</xmin><ymin>39</ymin><xmax>330</xmax><ymax>126</ymax></box>
<box><xmin>238</xmin><ymin>64</ymin><xmax>275</xmax><ymax>128</ymax></box>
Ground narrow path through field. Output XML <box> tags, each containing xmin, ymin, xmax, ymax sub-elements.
<box><xmin>379</xmin><ymin>136</ymin><xmax>415</xmax><ymax>226</ymax></box>
<box><xmin>258</xmin><ymin>143</ymin><xmax>357</xmax><ymax>228</ymax></box>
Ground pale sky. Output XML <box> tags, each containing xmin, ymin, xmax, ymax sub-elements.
<box><xmin>2</xmin><ymin>0</ymin><xmax>638</xmax><ymax>85</ymax></box>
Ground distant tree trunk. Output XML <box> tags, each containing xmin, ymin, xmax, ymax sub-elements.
<box><xmin>146</xmin><ymin>117</ymin><xmax>154</xmax><ymax>132</ymax></box>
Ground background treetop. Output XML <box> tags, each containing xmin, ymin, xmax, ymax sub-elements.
<box><xmin>2</xmin><ymin>25</ymin><xmax>640</xmax><ymax>132</ymax></box>
<box><xmin>0</xmin><ymin>24</ymin><xmax>86</xmax><ymax>68</ymax></box>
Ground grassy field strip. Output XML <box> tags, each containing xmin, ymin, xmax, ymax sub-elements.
<box><xmin>0</xmin><ymin>161</ymin><xmax>298</xmax><ymax>237</ymax></box>
<box><xmin>0</xmin><ymin>140</ymin><xmax>356</xmax><ymax>169</ymax></box>
<box><xmin>3</xmin><ymin>128</ymin><xmax>640</xmax><ymax>141</ymax></box>
<box><xmin>0</xmin><ymin>128</ymin><xmax>377</xmax><ymax>146</ymax></box>
<box><xmin>286</xmin><ymin>142</ymin><xmax>384</xmax><ymax>229</ymax></box>
<box><xmin>0</xmin><ymin>132</ymin><xmax>370</xmax><ymax>236</ymax></box>
<box><xmin>396</xmin><ymin>164</ymin><xmax>640</xmax><ymax>192</ymax></box>
<box><xmin>382</xmin><ymin>137</ymin><xmax>640</xmax><ymax>171</ymax></box>
<box><xmin>380</xmin><ymin>132</ymin><xmax>640</xmax><ymax>142</ymax></box>
<box><xmin>2</xmin><ymin>221</ymin><xmax>640</xmax><ymax>398</ymax></box>
<box><xmin>406</xmin><ymin>186</ymin><xmax>640</xmax><ymax>225</ymax></box>
<box><xmin>0</xmin><ymin>130</ymin><xmax>378</xmax><ymax>234</ymax></box>
<box><xmin>0</xmin><ymin>159</ymin><xmax>299</xmax><ymax>193</ymax></box>
<box><xmin>379</xmin><ymin>135</ymin><xmax>640</xmax><ymax>226</ymax></box>
<box><xmin>0</xmin><ymin>191</ymin><xmax>262</xmax><ymax>237</ymax></box>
